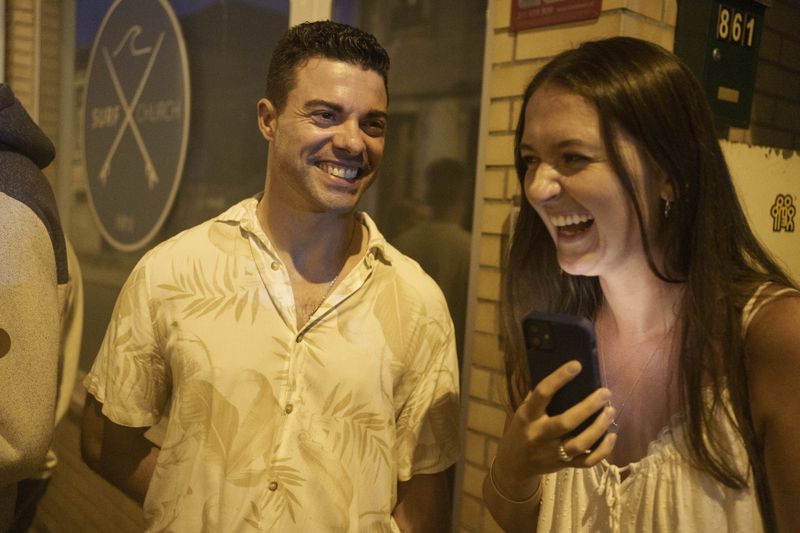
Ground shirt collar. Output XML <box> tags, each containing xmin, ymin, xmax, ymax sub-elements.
<box><xmin>215</xmin><ymin>194</ymin><xmax>393</xmax><ymax>265</ymax></box>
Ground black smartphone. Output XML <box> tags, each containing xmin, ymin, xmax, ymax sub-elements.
<box><xmin>522</xmin><ymin>311</ymin><xmax>605</xmax><ymax>443</ymax></box>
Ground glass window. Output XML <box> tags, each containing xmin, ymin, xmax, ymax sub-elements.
<box><xmin>332</xmin><ymin>0</ymin><xmax>488</xmax><ymax>361</ymax></box>
<box><xmin>70</xmin><ymin>0</ymin><xmax>290</xmax><ymax>372</ymax></box>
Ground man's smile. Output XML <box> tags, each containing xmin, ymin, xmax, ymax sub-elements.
<box><xmin>317</xmin><ymin>161</ymin><xmax>361</xmax><ymax>181</ymax></box>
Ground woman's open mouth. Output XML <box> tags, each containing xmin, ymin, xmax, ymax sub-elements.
<box><xmin>550</xmin><ymin>213</ymin><xmax>594</xmax><ymax>236</ymax></box>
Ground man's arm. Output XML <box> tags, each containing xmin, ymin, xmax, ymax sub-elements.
<box><xmin>80</xmin><ymin>393</ymin><xmax>160</xmax><ymax>504</ymax></box>
<box><xmin>393</xmin><ymin>471</ymin><xmax>451</xmax><ymax>532</ymax></box>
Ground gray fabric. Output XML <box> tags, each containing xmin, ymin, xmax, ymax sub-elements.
<box><xmin>0</xmin><ymin>82</ymin><xmax>65</xmax><ymax>531</ymax></box>
<box><xmin>0</xmin><ymin>83</ymin><xmax>55</xmax><ymax>168</ymax></box>
<box><xmin>0</xmin><ymin>83</ymin><xmax>66</xmax><ymax>284</ymax></box>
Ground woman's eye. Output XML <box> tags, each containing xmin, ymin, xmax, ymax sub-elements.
<box><xmin>563</xmin><ymin>153</ymin><xmax>590</xmax><ymax>165</ymax></box>
<box><xmin>521</xmin><ymin>156</ymin><xmax>540</xmax><ymax>170</ymax></box>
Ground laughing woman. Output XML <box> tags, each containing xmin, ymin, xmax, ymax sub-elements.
<box><xmin>483</xmin><ymin>37</ymin><xmax>800</xmax><ymax>532</ymax></box>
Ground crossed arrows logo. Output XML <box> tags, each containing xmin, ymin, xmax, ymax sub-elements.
<box><xmin>98</xmin><ymin>26</ymin><xmax>164</xmax><ymax>190</ymax></box>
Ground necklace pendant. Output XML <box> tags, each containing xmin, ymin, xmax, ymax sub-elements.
<box><xmin>608</xmin><ymin>420</ymin><xmax>619</xmax><ymax>434</ymax></box>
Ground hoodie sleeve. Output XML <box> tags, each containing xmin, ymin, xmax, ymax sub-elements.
<box><xmin>0</xmin><ymin>192</ymin><xmax>59</xmax><ymax>486</ymax></box>
<box><xmin>0</xmin><ymin>84</ymin><xmax>55</xmax><ymax>169</ymax></box>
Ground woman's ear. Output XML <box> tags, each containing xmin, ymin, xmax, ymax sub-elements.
<box><xmin>257</xmin><ymin>98</ymin><xmax>278</xmax><ymax>141</ymax></box>
<box><xmin>658</xmin><ymin>174</ymin><xmax>676</xmax><ymax>203</ymax></box>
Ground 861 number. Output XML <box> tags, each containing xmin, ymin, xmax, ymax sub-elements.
<box><xmin>716</xmin><ymin>4</ymin><xmax>757</xmax><ymax>48</ymax></box>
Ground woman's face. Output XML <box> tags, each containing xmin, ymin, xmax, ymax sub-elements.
<box><xmin>520</xmin><ymin>83</ymin><xmax>661</xmax><ymax>278</ymax></box>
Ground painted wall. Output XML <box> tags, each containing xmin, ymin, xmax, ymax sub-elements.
<box><xmin>724</xmin><ymin>141</ymin><xmax>800</xmax><ymax>283</ymax></box>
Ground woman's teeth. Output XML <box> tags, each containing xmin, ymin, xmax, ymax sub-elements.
<box><xmin>319</xmin><ymin>162</ymin><xmax>358</xmax><ymax>181</ymax></box>
<box><xmin>550</xmin><ymin>213</ymin><xmax>594</xmax><ymax>227</ymax></box>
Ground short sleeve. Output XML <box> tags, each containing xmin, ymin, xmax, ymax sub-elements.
<box><xmin>83</xmin><ymin>256</ymin><xmax>170</xmax><ymax>427</ymax></box>
<box><xmin>394</xmin><ymin>313</ymin><xmax>461</xmax><ymax>480</ymax></box>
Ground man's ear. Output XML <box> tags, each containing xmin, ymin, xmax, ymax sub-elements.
<box><xmin>257</xmin><ymin>98</ymin><xmax>278</xmax><ymax>141</ymax></box>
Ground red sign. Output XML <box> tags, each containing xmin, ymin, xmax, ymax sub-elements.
<box><xmin>510</xmin><ymin>0</ymin><xmax>602</xmax><ymax>32</ymax></box>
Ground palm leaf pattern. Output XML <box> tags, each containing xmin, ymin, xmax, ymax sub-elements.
<box><xmin>320</xmin><ymin>384</ymin><xmax>391</xmax><ymax>474</ymax></box>
<box><xmin>158</xmin><ymin>257</ymin><xmax>263</xmax><ymax>323</ymax></box>
<box><xmin>296</xmin><ymin>431</ymin><xmax>353</xmax><ymax>530</ymax></box>
<box><xmin>113</xmin><ymin>334</ymin><xmax>166</xmax><ymax>406</ymax></box>
<box><xmin>243</xmin><ymin>457</ymin><xmax>305</xmax><ymax>530</ymax></box>
<box><xmin>87</xmin><ymin>202</ymin><xmax>462</xmax><ymax>531</ymax></box>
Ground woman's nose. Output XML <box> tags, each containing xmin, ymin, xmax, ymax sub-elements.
<box><xmin>525</xmin><ymin>163</ymin><xmax>562</xmax><ymax>205</ymax></box>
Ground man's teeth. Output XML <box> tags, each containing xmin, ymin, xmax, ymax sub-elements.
<box><xmin>319</xmin><ymin>162</ymin><xmax>358</xmax><ymax>181</ymax></box>
<box><xmin>550</xmin><ymin>214</ymin><xmax>594</xmax><ymax>227</ymax></box>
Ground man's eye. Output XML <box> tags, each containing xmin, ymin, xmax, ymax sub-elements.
<box><xmin>362</xmin><ymin>120</ymin><xmax>386</xmax><ymax>137</ymax></box>
<box><xmin>313</xmin><ymin>111</ymin><xmax>337</xmax><ymax>122</ymax></box>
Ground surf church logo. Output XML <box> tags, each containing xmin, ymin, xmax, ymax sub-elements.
<box><xmin>770</xmin><ymin>194</ymin><xmax>796</xmax><ymax>233</ymax></box>
<box><xmin>82</xmin><ymin>0</ymin><xmax>189</xmax><ymax>251</ymax></box>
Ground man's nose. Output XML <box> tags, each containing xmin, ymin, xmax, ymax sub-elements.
<box><xmin>525</xmin><ymin>163</ymin><xmax>562</xmax><ymax>205</ymax></box>
<box><xmin>333</xmin><ymin>120</ymin><xmax>366</xmax><ymax>155</ymax></box>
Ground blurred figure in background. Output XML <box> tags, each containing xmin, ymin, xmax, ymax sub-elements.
<box><xmin>395</xmin><ymin>157</ymin><xmax>473</xmax><ymax>361</ymax></box>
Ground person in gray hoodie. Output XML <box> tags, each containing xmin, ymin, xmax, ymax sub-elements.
<box><xmin>0</xmin><ymin>82</ymin><xmax>72</xmax><ymax>531</ymax></box>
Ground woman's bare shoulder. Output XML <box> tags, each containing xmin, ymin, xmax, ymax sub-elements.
<box><xmin>745</xmin><ymin>288</ymin><xmax>800</xmax><ymax>432</ymax></box>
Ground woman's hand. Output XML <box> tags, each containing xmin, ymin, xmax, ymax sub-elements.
<box><xmin>483</xmin><ymin>360</ymin><xmax>617</xmax><ymax>532</ymax></box>
<box><xmin>493</xmin><ymin>360</ymin><xmax>617</xmax><ymax>500</ymax></box>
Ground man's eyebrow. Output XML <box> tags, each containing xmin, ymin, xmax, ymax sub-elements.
<box><xmin>304</xmin><ymin>99</ymin><xmax>388</xmax><ymax>120</ymax></box>
<box><xmin>364</xmin><ymin>109</ymin><xmax>388</xmax><ymax>120</ymax></box>
<box><xmin>304</xmin><ymin>99</ymin><xmax>343</xmax><ymax>112</ymax></box>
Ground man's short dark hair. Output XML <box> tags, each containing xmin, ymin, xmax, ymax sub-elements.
<box><xmin>266</xmin><ymin>20</ymin><xmax>390</xmax><ymax>111</ymax></box>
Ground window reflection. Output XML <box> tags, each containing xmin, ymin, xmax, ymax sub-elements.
<box><xmin>332</xmin><ymin>0</ymin><xmax>487</xmax><ymax>361</ymax></box>
<box><xmin>71</xmin><ymin>0</ymin><xmax>290</xmax><ymax>372</ymax></box>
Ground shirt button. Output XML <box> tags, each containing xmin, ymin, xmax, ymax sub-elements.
<box><xmin>284</xmin><ymin>404</ymin><xmax>294</xmax><ymax>414</ymax></box>
<box><xmin>268</xmin><ymin>481</ymin><xmax>278</xmax><ymax>491</ymax></box>
<box><xmin>270</xmin><ymin>261</ymin><xmax>280</xmax><ymax>270</ymax></box>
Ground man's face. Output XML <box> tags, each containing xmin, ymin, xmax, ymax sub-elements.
<box><xmin>258</xmin><ymin>57</ymin><xmax>388</xmax><ymax>215</ymax></box>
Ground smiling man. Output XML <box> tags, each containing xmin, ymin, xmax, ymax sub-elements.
<box><xmin>80</xmin><ymin>21</ymin><xmax>460</xmax><ymax>532</ymax></box>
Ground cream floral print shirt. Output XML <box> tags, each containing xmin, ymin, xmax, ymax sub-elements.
<box><xmin>84</xmin><ymin>197</ymin><xmax>461</xmax><ymax>532</ymax></box>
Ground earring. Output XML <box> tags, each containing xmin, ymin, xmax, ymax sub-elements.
<box><xmin>663</xmin><ymin>199</ymin><xmax>672</xmax><ymax>219</ymax></box>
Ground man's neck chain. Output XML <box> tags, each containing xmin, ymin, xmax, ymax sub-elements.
<box><xmin>305</xmin><ymin>220</ymin><xmax>358</xmax><ymax>322</ymax></box>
